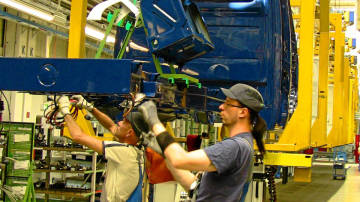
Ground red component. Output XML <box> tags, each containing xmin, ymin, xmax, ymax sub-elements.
<box><xmin>186</xmin><ymin>134</ymin><xmax>202</xmax><ymax>152</ymax></box>
<box><xmin>318</xmin><ymin>147</ymin><xmax>327</xmax><ymax>152</ymax></box>
<box><xmin>26</xmin><ymin>112</ymin><xmax>30</xmax><ymax>118</ymax></box>
<box><xmin>355</xmin><ymin>135</ymin><xmax>360</xmax><ymax>163</ymax></box>
<box><xmin>303</xmin><ymin>148</ymin><xmax>313</xmax><ymax>154</ymax></box>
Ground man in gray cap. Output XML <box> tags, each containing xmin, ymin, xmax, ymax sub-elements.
<box><xmin>139</xmin><ymin>83</ymin><xmax>267</xmax><ymax>202</ymax></box>
<box><xmin>57</xmin><ymin>95</ymin><xmax>147</xmax><ymax>202</ymax></box>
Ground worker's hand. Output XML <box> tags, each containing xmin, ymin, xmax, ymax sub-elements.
<box><xmin>138</xmin><ymin>101</ymin><xmax>161</xmax><ymax>130</ymax></box>
<box><xmin>56</xmin><ymin>96</ymin><xmax>70</xmax><ymax>116</ymax></box>
<box><xmin>143</xmin><ymin>132</ymin><xmax>163</xmax><ymax>155</ymax></box>
<box><xmin>71</xmin><ymin>95</ymin><xmax>94</xmax><ymax>112</ymax></box>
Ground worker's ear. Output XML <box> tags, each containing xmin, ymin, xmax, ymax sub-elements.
<box><xmin>128</xmin><ymin>128</ymin><xmax>136</xmax><ymax>137</ymax></box>
<box><xmin>237</xmin><ymin>107</ymin><xmax>248</xmax><ymax>119</ymax></box>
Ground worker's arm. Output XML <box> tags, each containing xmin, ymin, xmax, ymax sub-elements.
<box><xmin>57</xmin><ymin>96</ymin><xmax>103</xmax><ymax>154</ymax></box>
<box><xmin>90</xmin><ymin>108</ymin><xmax>118</xmax><ymax>135</ymax></box>
<box><xmin>165</xmin><ymin>159</ymin><xmax>196</xmax><ymax>191</ymax></box>
<box><xmin>139</xmin><ymin>101</ymin><xmax>217</xmax><ymax>172</ymax></box>
<box><xmin>155</xmin><ymin>125</ymin><xmax>216</xmax><ymax>172</ymax></box>
<box><xmin>64</xmin><ymin>115</ymin><xmax>103</xmax><ymax>154</ymax></box>
<box><xmin>71</xmin><ymin>95</ymin><xmax>118</xmax><ymax>134</ymax></box>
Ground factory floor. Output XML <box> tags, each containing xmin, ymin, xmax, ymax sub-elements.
<box><xmin>272</xmin><ymin>163</ymin><xmax>360</xmax><ymax>202</ymax></box>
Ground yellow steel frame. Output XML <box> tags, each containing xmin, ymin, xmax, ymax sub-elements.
<box><xmin>67</xmin><ymin>0</ymin><xmax>87</xmax><ymax>58</ymax></box>
<box><xmin>353</xmin><ymin>67</ymin><xmax>359</xmax><ymax>138</ymax></box>
<box><xmin>348</xmin><ymin>66</ymin><xmax>354</xmax><ymax>143</ymax></box>
<box><xmin>64</xmin><ymin>0</ymin><xmax>102</xmax><ymax>141</ymax></box>
<box><xmin>266</xmin><ymin>0</ymin><xmax>316</xmax><ymax>151</ymax></box>
<box><xmin>340</xmin><ymin>58</ymin><xmax>351</xmax><ymax>145</ymax></box>
<box><xmin>348</xmin><ymin>66</ymin><xmax>357</xmax><ymax>143</ymax></box>
<box><xmin>264</xmin><ymin>153</ymin><xmax>312</xmax><ymax>167</ymax></box>
<box><xmin>310</xmin><ymin>0</ymin><xmax>329</xmax><ymax>147</ymax></box>
<box><xmin>294</xmin><ymin>167</ymin><xmax>312</xmax><ymax>182</ymax></box>
<box><xmin>327</xmin><ymin>14</ymin><xmax>345</xmax><ymax>148</ymax></box>
<box><xmin>290</xmin><ymin>0</ymin><xmax>300</xmax><ymax>7</ymax></box>
<box><xmin>63</xmin><ymin>109</ymin><xmax>114</xmax><ymax>141</ymax></box>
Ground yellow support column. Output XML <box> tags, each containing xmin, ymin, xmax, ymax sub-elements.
<box><xmin>68</xmin><ymin>0</ymin><xmax>87</xmax><ymax>58</ymax></box>
<box><xmin>341</xmin><ymin>58</ymin><xmax>351</xmax><ymax>145</ymax></box>
<box><xmin>266</xmin><ymin>0</ymin><xmax>316</xmax><ymax>151</ymax></box>
<box><xmin>311</xmin><ymin>0</ymin><xmax>329</xmax><ymax>147</ymax></box>
<box><xmin>354</xmin><ymin>67</ymin><xmax>359</xmax><ymax>114</ymax></box>
<box><xmin>354</xmin><ymin>67</ymin><xmax>358</xmax><ymax>137</ymax></box>
<box><xmin>348</xmin><ymin>66</ymin><xmax>357</xmax><ymax>143</ymax></box>
<box><xmin>327</xmin><ymin>14</ymin><xmax>345</xmax><ymax>148</ymax></box>
<box><xmin>347</xmin><ymin>66</ymin><xmax>356</xmax><ymax>142</ymax></box>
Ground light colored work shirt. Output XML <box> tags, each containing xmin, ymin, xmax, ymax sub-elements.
<box><xmin>101</xmin><ymin>141</ymin><xmax>142</xmax><ymax>202</ymax></box>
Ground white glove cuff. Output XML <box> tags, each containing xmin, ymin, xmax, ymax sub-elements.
<box><xmin>86</xmin><ymin>104</ymin><xmax>94</xmax><ymax>112</ymax></box>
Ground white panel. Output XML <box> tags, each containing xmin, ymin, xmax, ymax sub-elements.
<box><xmin>10</xmin><ymin>92</ymin><xmax>24</xmax><ymax>122</ymax></box>
<box><xmin>245</xmin><ymin>181</ymin><xmax>265</xmax><ymax>202</ymax></box>
<box><xmin>154</xmin><ymin>182</ymin><xmax>177</xmax><ymax>202</ymax></box>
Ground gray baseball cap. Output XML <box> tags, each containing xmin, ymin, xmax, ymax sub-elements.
<box><xmin>220</xmin><ymin>83</ymin><xmax>265</xmax><ymax>112</ymax></box>
<box><xmin>126</xmin><ymin>112</ymin><xmax>149</xmax><ymax>137</ymax></box>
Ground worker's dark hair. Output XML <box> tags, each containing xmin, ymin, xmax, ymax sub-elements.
<box><xmin>250</xmin><ymin>110</ymin><xmax>266</xmax><ymax>156</ymax></box>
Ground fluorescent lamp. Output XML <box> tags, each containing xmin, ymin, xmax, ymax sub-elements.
<box><xmin>129</xmin><ymin>41</ymin><xmax>149</xmax><ymax>52</ymax></box>
<box><xmin>85</xmin><ymin>25</ymin><xmax>115</xmax><ymax>43</ymax></box>
<box><xmin>0</xmin><ymin>0</ymin><xmax>54</xmax><ymax>21</ymax></box>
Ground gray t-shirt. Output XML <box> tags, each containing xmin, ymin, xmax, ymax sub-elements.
<box><xmin>196</xmin><ymin>132</ymin><xmax>253</xmax><ymax>202</ymax></box>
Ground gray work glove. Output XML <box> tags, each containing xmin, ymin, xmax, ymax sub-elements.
<box><xmin>138</xmin><ymin>101</ymin><xmax>161</xmax><ymax>129</ymax></box>
<box><xmin>56</xmin><ymin>96</ymin><xmax>70</xmax><ymax>116</ymax></box>
<box><xmin>71</xmin><ymin>95</ymin><xmax>94</xmax><ymax>112</ymax></box>
<box><xmin>142</xmin><ymin>132</ymin><xmax>163</xmax><ymax>155</ymax></box>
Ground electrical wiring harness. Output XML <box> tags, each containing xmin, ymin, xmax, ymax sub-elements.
<box><xmin>44</xmin><ymin>95</ymin><xmax>79</xmax><ymax>127</ymax></box>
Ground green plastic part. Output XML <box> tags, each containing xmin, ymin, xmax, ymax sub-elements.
<box><xmin>198</xmin><ymin>83</ymin><xmax>202</xmax><ymax>88</ymax></box>
<box><xmin>125</xmin><ymin>21</ymin><xmax>132</xmax><ymax>30</ymax></box>
<box><xmin>118</xmin><ymin>19</ymin><xmax>124</xmax><ymax>26</ymax></box>
<box><xmin>107</xmin><ymin>12</ymin><xmax>113</xmax><ymax>22</ymax></box>
<box><xmin>182</xmin><ymin>78</ymin><xmax>189</xmax><ymax>87</ymax></box>
<box><xmin>168</xmin><ymin>78</ymin><xmax>175</xmax><ymax>84</ymax></box>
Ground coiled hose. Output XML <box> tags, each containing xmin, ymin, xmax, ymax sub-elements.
<box><xmin>265</xmin><ymin>166</ymin><xmax>277</xmax><ymax>202</ymax></box>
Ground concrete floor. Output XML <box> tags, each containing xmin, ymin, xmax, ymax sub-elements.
<box><xmin>272</xmin><ymin>163</ymin><xmax>360</xmax><ymax>202</ymax></box>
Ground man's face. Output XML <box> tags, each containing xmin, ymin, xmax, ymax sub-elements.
<box><xmin>115</xmin><ymin>119</ymin><xmax>132</xmax><ymax>141</ymax></box>
<box><xmin>219</xmin><ymin>98</ymin><xmax>245</xmax><ymax>126</ymax></box>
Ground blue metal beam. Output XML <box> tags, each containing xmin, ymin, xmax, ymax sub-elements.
<box><xmin>0</xmin><ymin>58</ymin><xmax>134</xmax><ymax>94</ymax></box>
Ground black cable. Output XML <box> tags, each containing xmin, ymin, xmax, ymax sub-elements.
<box><xmin>0</xmin><ymin>91</ymin><xmax>11</xmax><ymax>134</ymax></box>
<box><xmin>0</xmin><ymin>91</ymin><xmax>11</xmax><ymax>122</ymax></box>
<box><xmin>43</xmin><ymin>104</ymin><xmax>55</xmax><ymax>118</ymax></box>
<box><xmin>45</xmin><ymin>95</ymin><xmax>79</xmax><ymax>127</ymax></box>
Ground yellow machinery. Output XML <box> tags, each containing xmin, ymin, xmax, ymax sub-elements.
<box><xmin>263</xmin><ymin>0</ymin><xmax>358</xmax><ymax>182</ymax></box>
<box><xmin>327</xmin><ymin>13</ymin><xmax>352</xmax><ymax>148</ymax></box>
<box><xmin>265</xmin><ymin>0</ymin><xmax>316</xmax><ymax>152</ymax></box>
<box><xmin>310</xmin><ymin>0</ymin><xmax>330</xmax><ymax>148</ymax></box>
<box><xmin>348</xmin><ymin>64</ymin><xmax>358</xmax><ymax>143</ymax></box>
<box><xmin>62</xmin><ymin>109</ymin><xmax>114</xmax><ymax>141</ymax></box>
<box><xmin>327</xmin><ymin>13</ymin><xmax>343</xmax><ymax>147</ymax></box>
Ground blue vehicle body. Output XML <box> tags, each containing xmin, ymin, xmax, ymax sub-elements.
<box><xmin>115</xmin><ymin>0</ymin><xmax>298</xmax><ymax>129</ymax></box>
<box><xmin>0</xmin><ymin>0</ymin><xmax>297</xmax><ymax>130</ymax></box>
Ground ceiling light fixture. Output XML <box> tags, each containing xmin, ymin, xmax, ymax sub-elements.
<box><xmin>0</xmin><ymin>0</ymin><xmax>54</xmax><ymax>21</ymax></box>
<box><xmin>85</xmin><ymin>25</ymin><xmax>115</xmax><ymax>43</ymax></box>
<box><xmin>0</xmin><ymin>0</ymin><xmax>115</xmax><ymax>44</ymax></box>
